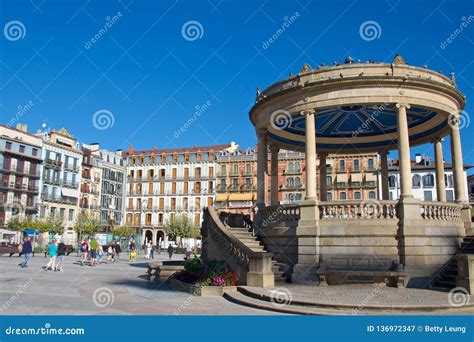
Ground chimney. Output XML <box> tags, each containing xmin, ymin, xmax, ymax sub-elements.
<box><xmin>16</xmin><ymin>123</ymin><xmax>27</xmax><ymax>132</ymax></box>
<box><xmin>128</xmin><ymin>144</ymin><xmax>133</xmax><ymax>154</ymax></box>
<box><xmin>415</xmin><ymin>154</ymin><xmax>422</xmax><ymax>164</ymax></box>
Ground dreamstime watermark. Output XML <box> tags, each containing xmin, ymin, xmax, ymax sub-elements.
<box><xmin>448</xmin><ymin>287</ymin><xmax>470</xmax><ymax>307</ymax></box>
<box><xmin>269</xmin><ymin>287</ymin><xmax>292</xmax><ymax>308</ymax></box>
<box><xmin>262</xmin><ymin>11</ymin><xmax>300</xmax><ymax>49</ymax></box>
<box><xmin>174</xmin><ymin>100</ymin><xmax>212</xmax><ymax>139</ymax></box>
<box><xmin>92</xmin><ymin>287</ymin><xmax>115</xmax><ymax>307</ymax></box>
<box><xmin>173</xmin><ymin>285</ymin><xmax>203</xmax><ymax>315</ymax></box>
<box><xmin>359</xmin><ymin>20</ymin><xmax>382</xmax><ymax>41</ymax></box>
<box><xmin>261</xmin><ymin>205</ymin><xmax>283</xmax><ymax>227</ymax></box>
<box><xmin>440</xmin><ymin>16</ymin><xmax>474</xmax><ymax>49</ymax></box>
<box><xmin>270</xmin><ymin>109</ymin><xmax>292</xmax><ymax>131</ymax></box>
<box><xmin>5</xmin><ymin>323</ymin><xmax>85</xmax><ymax>336</ymax></box>
<box><xmin>4</xmin><ymin>198</ymin><xmax>25</xmax><ymax>216</ymax></box>
<box><xmin>351</xmin><ymin>104</ymin><xmax>387</xmax><ymax>138</ymax></box>
<box><xmin>6</xmin><ymin>100</ymin><xmax>34</xmax><ymax>128</ymax></box>
<box><xmin>84</xmin><ymin>11</ymin><xmax>123</xmax><ymax>49</ymax></box>
<box><xmin>92</xmin><ymin>109</ymin><xmax>115</xmax><ymax>130</ymax></box>
<box><xmin>360</xmin><ymin>199</ymin><xmax>381</xmax><ymax>219</ymax></box>
<box><xmin>0</xmin><ymin>278</ymin><xmax>34</xmax><ymax>312</ymax></box>
<box><xmin>181</xmin><ymin>20</ymin><xmax>204</xmax><ymax>41</ymax></box>
<box><xmin>4</xmin><ymin>20</ymin><xmax>26</xmax><ymax>41</ymax></box>
<box><xmin>447</xmin><ymin>110</ymin><xmax>470</xmax><ymax>130</ymax></box>
<box><xmin>352</xmin><ymin>281</ymin><xmax>388</xmax><ymax>315</ymax></box>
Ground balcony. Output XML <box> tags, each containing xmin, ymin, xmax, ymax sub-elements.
<box><xmin>350</xmin><ymin>182</ymin><xmax>361</xmax><ymax>189</ymax></box>
<box><xmin>64</xmin><ymin>164</ymin><xmax>80</xmax><ymax>173</ymax></box>
<box><xmin>228</xmin><ymin>185</ymin><xmax>240</xmax><ymax>192</ymax></box>
<box><xmin>0</xmin><ymin>164</ymin><xmax>41</xmax><ymax>178</ymax></box>
<box><xmin>62</xmin><ymin>180</ymin><xmax>80</xmax><ymax>189</ymax></box>
<box><xmin>45</xmin><ymin>158</ymin><xmax>62</xmax><ymax>168</ymax></box>
<box><xmin>336</xmin><ymin>182</ymin><xmax>347</xmax><ymax>189</ymax></box>
<box><xmin>42</xmin><ymin>177</ymin><xmax>61</xmax><ymax>186</ymax></box>
<box><xmin>284</xmin><ymin>169</ymin><xmax>302</xmax><ymax>175</ymax></box>
<box><xmin>41</xmin><ymin>194</ymin><xmax>78</xmax><ymax>205</ymax></box>
<box><xmin>283</xmin><ymin>183</ymin><xmax>303</xmax><ymax>190</ymax></box>
<box><xmin>363</xmin><ymin>181</ymin><xmax>377</xmax><ymax>189</ymax></box>
<box><xmin>0</xmin><ymin>181</ymin><xmax>39</xmax><ymax>193</ymax></box>
<box><xmin>241</xmin><ymin>184</ymin><xmax>256</xmax><ymax>191</ymax></box>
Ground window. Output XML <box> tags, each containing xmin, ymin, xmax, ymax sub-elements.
<box><xmin>353</xmin><ymin>159</ymin><xmax>359</xmax><ymax>171</ymax></box>
<box><xmin>69</xmin><ymin>209</ymin><xmax>74</xmax><ymax>221</ymax></box>
<box><xmin>326</xmin><ymin>176</ymin><xmax>332</xmax><ymax>186</ymax></box>
<box><xmin>232</xmin><ymin>178</ymin><xmax>238</xmax><ymax>187</ymax></box>
<box><xmin>354</xmin><ymin>191</ymin><xmax>361</xmax><ymax>200</ymax></box>
<box><xmin>339</xmin><ymin>192</ymin><xmax>346</xmax><ymax>200</ymax></box>
<box><xmin>221</xmin><ymin>165</ymin><xmax>226</xmax><ymax>174</ymax></box>
<box><xmin>19</xmin><ymin>145</ymin><xmax>25</xmax><ymax>153</ymax></box>
<box><xmin>339</xmin><ymin>160</ymin><xmax>345</xmax><ymax>171</ymax></box>
<box><xmin>32</xmin><ymin>148</ymin><xmax>38</xmax><ymax>156</ymax></box>
<box><xmin>60</xmin><ymin>208</ymin><xmax>65</xmax><ymax>218</ymax></box>
<box><xmin>245</xmin><ymin>178</ymin><xmax>251</xmax><ymax>187</ymax></box>
<box><xmin>287</xmin><ymin>177</ymin><xmax>294</xmax><ymax>188</ymax></box>
<box><xmin>422</xmin><ymin>174</ymin><xmax>434</xmax><ymax>187</ymax></box>
<box><xmin>424</xmin><ymin>191</ymin><xmax>433</xmax><ymax>201</ymax></box>
<box><xmin>294</xmin><ymin>162</ymin><xmax>300</xmax><ymax>172</ymax></box>
<box><xmin>5</xmin><ymin>142</ymin><xmax>12</xmax><ymax>150</ymax></box>
<box><xmin>220</xmin><ymin>179</ymin><xmax>226</xmax><ymax>187</ymax></box>
<box><xmin>388</xmin><ymin>175</ymin><xmax>397</xmax><ymax>188</ymax></box>
<box><xmin>445</xmin><ymin>174</ymin><xmax>454</xmax><ymax>188</ymax></box>
<box><xmin>412</xmin><ymin>175</ymin><xmax>421</xmax><ymax>188</ymax></box>
<box><xmin>246</xmin><ymin>164</ymin><xmax>251</xmax><ymax>174</ymax></box>
<box><xmin>369</xmin><ymin>191</ymin><xmax>376</xmax><ymax>199</ymax></box>
<box><xmin>446</xmin><ymin>190</ymin><xmax>454</xmax><ymax>202</ymax></box>
<box><xmin>233</xmin><ymin>164</ymin><xmax>238</xmax><ymax>174</ymax></box>
<box><xmin>294</xmin><ymin>177</ymin><xmax>301</xmax><ymax>187</ymax></box>
<box><xmin>327</xmin><ymin>192</ymin><xmax>333</xmax><ymax>201</ymax></box>
<box><xmin>368</xmin><ymin>159</ymin><xmax>374</xmax><ymax>170</ymax></box>
<box><xmin>288</xmin><ymin>162</ymin><xmax>294</xmax><ymax>171</ymax></box>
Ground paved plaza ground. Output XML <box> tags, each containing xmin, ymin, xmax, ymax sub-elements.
<box><xmin>0</xmin><ymin>253</ymin><xmax>279</xmax><ymax>315</ymax></box>
<box><xmin>0</xmin><ymin>253</ymin><xmax>472</xmax><ymax>316</ymax></box>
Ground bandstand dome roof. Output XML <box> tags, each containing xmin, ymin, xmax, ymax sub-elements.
<box><xmin>249</xmin><ymin>55</ymin><xmax>466</xmax><ymax>153</ymax></box>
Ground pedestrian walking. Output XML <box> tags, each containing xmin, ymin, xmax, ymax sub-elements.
<box><xmin>114</xmin><ymin>242</ymin><xmax>121</xmax><ymax>262</ymax></box>
<box><xmin>107</xmin><ymin>244</ymin><xmax>115</xmax><ymax>263</ymax></box>
<box><xmin>97</xmin><ymin>244</ymin><xmax>104</xmax><ymax>264</ymax></box>
<box><xmin>89</xmin><ymin>238</ymin><xmax>98</xmax><ymax>267</ymax></box>
<box><xmin>168</xmin><ymin>244</ymin><xmax>174</xmax><ymax>260</ymax></box>
<box><xmin>19</xmin><ymin>236</ymin><xmax>32</xmax><ymax>268</ymax></box>
<box><xmin>44</xmin><ymin>239</ymin><xmax>57</xmax><ymax>271</ymax></box>
<box><xmin>129</xmin><ymin>239</ymin><xmax>137</xmax><ymax>262</ymax></box>
<box><xmin>80</xmin><ymin>239</ymin><xmax>89</xmax><ymax>266</ymax></box>
<box><xmin>56</xmin><ymin>240</ymin><xmax>66</xmax><ymax>272</ymax></box>
<box><xmin>146</xmin><ymin>241</ymin><xmax>152</xmax><ymax>259</ymax></box>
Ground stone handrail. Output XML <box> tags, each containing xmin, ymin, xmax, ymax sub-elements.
<box><xmin>259</xmin><ymin>204</ymin><xmax>301</xmax><ymax>226</ymax></box>
<box><xmin>319</xmin><ymin>200</ymin><xmax>398</xmax><ymax>220</ymax></box>
<box><xmin>204</xmin><ymin>207</ymin><xmax>274</xmax><ymax>287</ymax></box>
<box><xmin>419</xmin><ymin>201</ymin><xmax>462</xmax><ymax>221</ymax></box>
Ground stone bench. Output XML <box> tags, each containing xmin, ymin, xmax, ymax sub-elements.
<box><xmin>316</xmin><ymin>269</ymin><xmax>406</xmax><ymax>288</ymax></box>
<box><xmin>147</xmin><ymin>261</ymin><xmax>185</xmax><ymax>281</ymax></box>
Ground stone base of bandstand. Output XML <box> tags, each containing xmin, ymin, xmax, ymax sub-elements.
<box><xmin>291</xmin><ymin>199</ymin><xmax>321</xmax><ymax>285</ymax></box>
<box><xmin>398</xmin><ymin>197</ymin><xmax>465</xmax><ymax>288</ymax></box>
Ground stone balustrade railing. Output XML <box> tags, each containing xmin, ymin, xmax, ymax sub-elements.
<box><xmin>319</xmin><ymin>200</ymin><xmax>398</xmax><ymax>220</ymax></box>
<box><xmin>203</xmin><ymin>207</ymin><xmax>274</xmax><ymax>287</ymax></box>
<box><xmin>419</xmin><ymin>201</ymin><xmax>462</xmax><ymax>221</ymax></box>
<box><xmin>260</xmin><ymin>204</ymin><xmax>301</xmax><ymax>226</ymax></box>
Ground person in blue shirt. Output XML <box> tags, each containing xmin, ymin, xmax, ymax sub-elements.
<box><xmin>19</xmin><ymin>236</ymin><xmax>32</xmax><ymax>268</ymax></box>
<box><xmin>43</xmin><ymin>239</ymin><xmax>57</xmax><ymax>271</ymax></box>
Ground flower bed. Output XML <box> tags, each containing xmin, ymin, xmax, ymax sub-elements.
<box><xmin>171</xmin><ymin>257</ymin><xmax>238</xmax><ymax>296</ymax></box>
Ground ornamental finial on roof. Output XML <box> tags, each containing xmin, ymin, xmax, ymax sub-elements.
<box><xmin>393</xmin><ymin>54</ymin><xmax>407</xmax><ymax>65</ymax></box>
<box><xmin>300</xmin><ymin>63</ymin><xmax>312</xmax><ymax>73</ymax></box>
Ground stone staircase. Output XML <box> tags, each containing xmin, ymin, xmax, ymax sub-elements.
<box><xmin>228</xmin><ymin>226</ymin><xmax>290</xmax><ymax>283</ymax></box>
<box><xmin>431</xmin><ymin>236</ymin><xmax>474</xmax><ymax>290</ymax></box>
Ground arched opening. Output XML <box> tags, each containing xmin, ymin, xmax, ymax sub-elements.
<box><xmin>144</xmin><ymin>229</ymin><xmax>153</xmax><ymax>244</ymax></box>
<box><xmin>156</xmin><ymin>230</ymin><xmax>165</xmax><ymax>247</ymax></box>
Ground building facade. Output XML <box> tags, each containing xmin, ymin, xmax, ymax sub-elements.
<box><xmin>125</xmin><ymin>144</ymin><xmax>229</xmax><ymax>245</ymax></box>
<box><xmin>98</xmin><ymin>148</ymin><xmax>126</xmax><ymax>234</ymax></box>
<box><xmin>36</xmin><ymin>128</ymin><xmax>82</xmax><ymax>244</ymax></box>
<box><xmin>79</xmin><ymin>144</ymin><xmax>102</xmax><ymax>220</ymax></box>
<box><xmin>382</xmin><ymin>154</ymin><xmax>471</xmax><ymax>202</ymax></box>
<box><xmin>0</xmin><ymin>124</ymin><xmax>42</xmax><ymax>227</ymax></box>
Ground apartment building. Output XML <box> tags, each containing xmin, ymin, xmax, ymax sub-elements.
<box><xmin>36</xmin><ymin>128</ymin><xmax>82</xmax><ymax>244</ymax></box>
<box><xmin>125</xmin><ymin>144</ymin><xmax>230</xmax><ymax>245</ymax></box>
<box><xmin>79</xmin><ymin>144</ymin><xmax>102</xmax><ymax>220</ymax></box>
<box><xmin>0</xmin><ymin>124</ymin><xmax>42</xmax><ymax>227</ymax></box>
<box><xmin>383</xmin><ymin>154</ymin><xmax>471</xmax><ymax>202</ymax></box>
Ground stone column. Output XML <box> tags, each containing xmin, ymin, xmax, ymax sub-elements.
<box><xmin>256</xmin><ymin>128</ymin><xmax>268</xmax><ymax>209</ymax></box>
<box><xmin>304</xmin><ymin>109</ymin><xmax>317</xmax><ymax>200</ymax></box>
<box><xmin>292</xmin><ymin>109</ymin><xmax>320</xmax><ymax>285</ymax></box>
<box><xmin>270</xmin><ymin>145</ymin><xmax>280</xmax><ymax>205</ymax></box>
<box><xmin>434</xmin><ymin>139</ymin><xmax>446</xmax><ymax>202</ymax></box>
<box><xmin>396</xmin><ymin>103</ymin><xmax>413</xmax><ymax>199</ymax></box>
<box><xmin>450</xmin><ymin>115</ymin><xmax>468</xmax><ymax>203</ymax></box>
<box><xmin>319</xmin><ymin>153</ymin><xmax>327</xmax><ymax>201</ymax></box>
<box><xmin>380</xmin><ymin>150</ymin><xmax>389</xmax><ymax>200</ymax></box>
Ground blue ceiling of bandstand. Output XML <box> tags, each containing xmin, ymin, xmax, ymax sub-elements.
<box><xmin>274</xmin><ymin>105</ymin><xmax>438</xmax><ymax>138</ymax></box>
<box><xmin>269</xmin><ymin>105</ymin><xmax>446</xmax><ymax>149</ymax></box>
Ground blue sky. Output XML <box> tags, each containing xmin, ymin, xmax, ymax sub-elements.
<box><xmin>1</xmin><ymin>0</ymin><xmax>473</xmax><ymax>170</ymax></box>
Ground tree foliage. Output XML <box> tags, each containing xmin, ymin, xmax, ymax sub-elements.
<box><xmin>73</xmin><ymin>212</ymin><xmax>101</xmax><ymax>237</ymax></box>
<box><xmin>6</xmin><ymin>215</ymin><xmax>64</xmax><ymax>234</ymax></box>
<box><xmin>112</xmin><ymin>225</ymin><xmax>134</xmax><ymax>238</ymax></box>
<box><xmin>164</xmin><ymin>215</ymin><xmax>200</xmax><ymax>239</ymax></box>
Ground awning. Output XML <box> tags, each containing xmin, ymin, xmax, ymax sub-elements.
<box><xmin>228</xmin><ymin>193</ymin><xmax>254</xmax><ymax>201</ymax></box>
<box><xmin>365</xmin><ymin>173</ymin><xmax>378</xmax><ymax>181</ymax></box>
<box><xmin>215</xmin><ymin>194</ymin><xmax>229</xmax><ymax>202</ymax></box>
<box><xmin>351</xmin><ymin>174</ymin><xmax>362</xmax><ymax>182</ymax></box>
<box><xmin>61</xmin><ymin>188</ymin><xmax>79</xmax><ymax>198</ymax></box>
<box><xmin>336</xmin><ymin>174</ymin><xmax>348</xmax><ymax>183</ymax></box>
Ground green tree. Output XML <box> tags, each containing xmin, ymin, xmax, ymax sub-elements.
<box><xmin>74</xmin><ymin>212</ymin><xmax>101</xmax><ymax>239</ymax></box>
<box><xmin>164</xmin><ymin>216</ymin><xmax>199</xmax><ymax>239</ymax></box>
<box><xmin>112</xmin><ymin>225</ymin><xmax>134</xmax><ymax>238</ymax></box>
<box><xmin>45</xmin><ymin>215</ymin><xmax>65</xmax><ymax>234</ymax></box>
